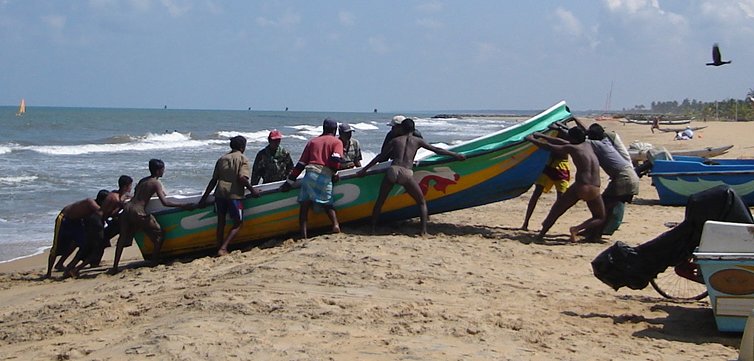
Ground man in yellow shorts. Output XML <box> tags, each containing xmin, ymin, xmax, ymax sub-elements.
<box><xmin>522</xmin><ymin>132</ymin><xmax>571</xmax><ymax>230</ymax></box>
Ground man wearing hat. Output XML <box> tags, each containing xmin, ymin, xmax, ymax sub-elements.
<box><xmin>381</xmin><ymin>115</ymin><xmax>423</xmax><ymax>153</ymax></box>
<box><xmin>279</xmin><ymin>118</ymin><xmax>344</xmax><ymax>238</ymax></box>
<box><xmin>338</xmin><ymin>123</ymin><xmax>362</xmax><ymax>169</ymax></box>
<box><xmin>251</xmin><ymin>129</ymin><xmax>294</xmax><ymax>185</ymax></box>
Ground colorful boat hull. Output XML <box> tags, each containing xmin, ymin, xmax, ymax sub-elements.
<box><xmin>134</xmin><ymin>101</ymin><xmax>574</xmax><ymax>258</ymax></box>
<box><xmin>651</xmin><ymin>156</ymin><xmax>754</xmax><ymax>206</ymax></box>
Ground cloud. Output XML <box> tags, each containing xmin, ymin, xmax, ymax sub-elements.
<box><xmin>368</xmin><ymin>36</ymin><xmax>389</xmax><ymax>55</ymax></box>
<box><xmin>339</xmin><ymin>10</ymin><xmax>355</xmax><ymax>26</ymax></box>
<box><xmin>553</xmin><ymin>7</ymin><xmax>583</xmax><ymax>37</ymax></box>
<box><xmin>416</xmin><ymin>2</ymin><xmax>443</xmax><ymax>13</ymax></box>
<box><xmin>416</xmin><ymin>18</ymin><xmax>442</xmax><ymax>29</ymax></box>
<box><xmin>700</xmin><ymin>0</ymin><xmax>754</xmax><ymax>21</ymax></box>
<box><xmin>160</xmin><ymin>0</ymin><xmax>191</xmax><ymax>17</ymax></box>
<box><xmin>41</xmin><ymin>14</ymin><xmax>66</xmax><ymax>31</ymax></box>
<box><xmin>474</xmin><ymin>42</ymin><xmax>501</xmax><ymax>63</ymax></box>
<box><xmin>256</xmin><ymin>12</ymin><xmax>301</xmax><ymax>29</ymax></box>
<box><xmin>601</xmin><ymin>0</ymin><xmax>688</xmax><ymax>45</ymax></box>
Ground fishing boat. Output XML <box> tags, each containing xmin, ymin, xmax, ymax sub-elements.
<box><xmin>15</xmin><ymin>99</ymin><xmax>25</xmax><ymax>116</ymax></box>
<box><xmin>134</xmin><ymin>101</ymin><xmax>574</xmax><ymax>259</ymax></box>
<box><xmin>650</xmin><ymin>155</ymin><xmax>754</xmax><ymax>205</ymax></box>
<box><xmin>656</xmin><ymin>126</ymin><xmax>707</xmax><ymax>133</ymax></box>
<box><xmin>629</xmin><ymin>144</ymin><xmax>732</xmax><ymax>163</ymax></box>
<box><xmin>621</xmin><ymin>118</ymin><xmax>693</xmax><ymax>125</ymax></box>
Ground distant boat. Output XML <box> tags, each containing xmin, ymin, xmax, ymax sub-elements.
<box><xmin>16</xmin><ymin>99</ymin><xmax>25</xmax><ymax>116</ymax></box>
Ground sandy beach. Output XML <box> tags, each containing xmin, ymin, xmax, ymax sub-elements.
<box><xmin>2</xmin><ymin>118</ymin><xmax>753</xmax><ymax>360</ymax></box>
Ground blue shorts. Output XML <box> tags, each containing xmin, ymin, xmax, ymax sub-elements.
<box><xmin>215</xmin><ymin>198</ymin><xmax>243</xmax><ymax>222</ymax></box>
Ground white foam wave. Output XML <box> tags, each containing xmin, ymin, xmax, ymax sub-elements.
<box><xmin>0</xmin><ymin>246</ymin><xmax>47</xmax><ymax>264</ymax></box>
<box><xmin>0</xmin><ymin>176</ymin><xmax>38</xmax><ymax>185</ymax></box>
<box><xmin>215</xmin><ymin>130</ymin><xmax>271</xmax><ymax>143</ymax></box>
<box><xmin>349</xmin><ymin>122</ymin><xmax>379</xmax><ymax>131</ymax></box>
<box><xmin>0</xmin><ymin>146</ymin><xmax>11</xmax><ymax>154</ymax></box>
<box><xmin>25</xmin><ymin>132</ymin><xmax>210</xmax><ymax>155</ymax></box>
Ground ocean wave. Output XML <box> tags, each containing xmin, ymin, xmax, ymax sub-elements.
<box><xmin>0</xmin><ymin>175</ymin><xmax>38</xmax><ymax>185</ymax></box>
<box><xmin>350</xmin><ymin>122</ymin><xmax>380</xmax><ymax>131</ymax></box>
<box><xmin>0</xmin><ymin>146</ymin><xmax>11</xmax><ymax>154</ymax></box>
<box><xmin>288</xmin><ymin>124</ymin><xmax>321</xmax><ymax>137</ymax></box>
<box><xmin>24</xmin><ymin>131</ymin><xmax>211</xmax><ymax>155</ymax></box>
<box><xmin>215</xmin><ymin>130</ymin><xmax>271</xmax><ymax>143</ymax></box>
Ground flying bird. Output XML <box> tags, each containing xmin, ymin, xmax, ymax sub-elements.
<box><xmin>706</xmin><ymin>43</ymin><xmax>731</xmax><ymax>66</ymax></box>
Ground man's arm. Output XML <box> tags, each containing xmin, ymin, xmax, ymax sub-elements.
<box><xmin>250</xmin><ymin>151</ymin><xmax>264</xmax><ymax>186</ymax></box>
<box><xmin>198</xmin><ymin>178</ymin><xmax>217</xmax><ymax>207</ymax></box>
<box><xmin>419</xmin><ymin>139</ymin><xmax>465</xmax><ymax>160</ymax></box>
<box><xmin>155</xmin><ymin>182</ymin><xmax>193</xmax><ymax>210</ymax></box>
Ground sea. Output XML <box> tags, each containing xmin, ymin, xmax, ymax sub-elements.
<box><xmin>0</xmin><ymin>106</ymin><xmax>532</xmax><ymax>263</ymax></box>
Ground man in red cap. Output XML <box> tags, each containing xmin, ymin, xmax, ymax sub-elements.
<box><xmin>251</xmin><ymin>129</ymin><xmax>294</xmax><ymax>185</ymax></box>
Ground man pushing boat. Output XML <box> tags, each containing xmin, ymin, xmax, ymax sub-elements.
<box><xmin>357</xmin><ymin>117</ymin><xmax>465</xmax><ymax>236</ymax></box>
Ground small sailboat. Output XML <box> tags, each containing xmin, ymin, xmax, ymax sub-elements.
<box><xmin>16</xmin><ymin>99</ymin><xmax>26</xmax><ymax>116</ymax></box>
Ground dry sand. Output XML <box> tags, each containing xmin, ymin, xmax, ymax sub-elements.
<box><xmin>1</xmin><ymin>118</ymin><xmax>753</xmax><ymax>360</ymax></box>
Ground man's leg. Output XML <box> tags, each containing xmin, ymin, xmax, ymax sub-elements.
<box><xmin>299</xmin><ymin>201</ymin><xmax>311</xmax><ymax>239</ymax></box>
<box><xmin>539</xmin><ymin>186</ymin><xmax>580</xmax><ymax>237</ymax></box>
<box><xmin>371</xmin><ymin>177</ymin><xmax>394</xmax><ymax>233</ymax></box>
<box><xmin>402</xmin><ymin>179</ymin><xmax>428</xmax><ymax>236</ymax></box>
<box><xmin>218</xmin><ymin>219</ymin><xmax>242</xmax><ymax>256</ymax></box>
<box><xmin>522</xmin><ymin>184</ymin><xmax>545</xmax><ymax>230</ymax></box>
<box><xmin>324</xmin><ymin>205</ymin><xmax>340</xmax><ymax>233</ymax></box>
<box><xmin>569</xmin><ymin>190</ymin><xmax>606</xmax><ymax>242</ymax></box>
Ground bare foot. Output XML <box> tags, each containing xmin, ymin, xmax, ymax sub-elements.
<box><xmin>569</xmin><ymin>227</ymin><xmax>579</xmax><ymax>243</ymax></box>
<box><xmin>521</xmin><ymin>225</ymin><xmax>529</xmax><ymax>231</ymax></box>
<box><xmin>107</xmin><ymin>268</ymin><xmax>119</xmax><ymax>275</ymax></box>
<box><xmin>217</xmin><ymin>249</ymin><xmax>229</xmax><ymax>256</ymax></box>
<box><xmin>332</xmin><ymin>225</ymin><xmax>341</xmax><ymax>233</ymax></box>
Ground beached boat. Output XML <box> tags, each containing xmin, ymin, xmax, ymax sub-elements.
<box><xmin>650</xmin><ymin>155</ymin><xmax>754</xmax><ymax>205</ymax></box>
<box><xmin>656</xmin><ymin>126</ymin><xmax>707</xmax><ymax>133</ymax></box>
<box><xmin>133</xmin><ymin>101</ymin><xmax>574</xmax><ymax>259</ymax></box>
<box><xmin>629</xmin><ymin>145</ymin><xmax>733</xmax><ymax>163</ymax></box>
<box><xmin>621</xmin><ymin>118</ymin><xmax>693</xmax><ymax>125</ymax></box>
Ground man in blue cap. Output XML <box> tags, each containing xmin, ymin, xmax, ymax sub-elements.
<box><xmin>279</xmin><ymin>118</ymin><xmax>345</xmax><ymax>238</ymax></box>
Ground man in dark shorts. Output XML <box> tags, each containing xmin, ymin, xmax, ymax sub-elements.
<box><xmin>45</xmin><ymin>196</ymin><xmax>103</xmax><ymax>278</ymax></box>
<box><xmin>62</xmin><ymin>189</ymin><xmax>111</xmax><ymax>278</ymax></box>
<box><xmin>279</xmin><ymin>118</ymin><xmax>344</xmax><ymax>239</ymax></box>
<box><xmin>199</xmin><ymin>136</ymin><xmax>260</xmax><ymax>256</ymax></box>
<box><xmin>526</xmin><ymin>127</ymin><xmax>606</xmax><ymax>242</ymax></box>
<box><xmin>110</xmin><ymin>159</ymin><xmax>194</xmax><ymax>274</ymax></box>
<box><xmin>357</xmin><ymin>118</ymin><xmax>465</xmax><ymax>236</ymax></box>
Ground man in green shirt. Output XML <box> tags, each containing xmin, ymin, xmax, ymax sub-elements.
<box><xmin>251</xmin><ymin>129</ymin><xmax>294</xmax><ymax>185</ymax></box>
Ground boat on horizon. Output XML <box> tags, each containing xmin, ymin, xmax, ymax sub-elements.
<box><xmin>133</xmin><ymin>101</ymin><xmax>575</xmax><ymax>259</ymax></box>
<box><xmin>15</xmin><ymin>99</ymin><xmax>25</xmax><ymax>116</ymax></box>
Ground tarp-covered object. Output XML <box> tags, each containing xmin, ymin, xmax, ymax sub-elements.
<box><xmin>591</xmin><ymin>185</ymin><xmax>754</xmax><ymax>291</ymax></box>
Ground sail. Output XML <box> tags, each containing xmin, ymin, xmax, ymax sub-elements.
<box><xmin>16</xmin><ymin>99</ymin><xmax>25</xmax><ymax>116</ymax></box>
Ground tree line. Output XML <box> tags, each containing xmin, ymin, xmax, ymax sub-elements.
<box><xmin>623</xmin><ymin>90</ymin><xmax>754</xmax><ymax>121</ymax></box>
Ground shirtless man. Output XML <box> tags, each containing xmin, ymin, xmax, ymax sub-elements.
<box><xmin>45</xmin><ymin>196</ymin><xmax>103</xmax><ymax>278</ymax></box>
<box><xmin>357</xmin><ymin>118</ymin><xmax>465</xmax><ymax>236</ymax></box>
<box><xmin>110</xmin><ymin>159</ymin><xmax>193</xmax><ymax>274</ymax></box>
<box><xmin>526</xmin><ymin>127</ymin><xmax>606</xmax><ymax>242</ymax></box>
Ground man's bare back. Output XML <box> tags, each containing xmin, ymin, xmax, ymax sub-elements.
<box><xmin>61</xmin><ymin>199</ymin><xmax>101</xmax><ymax>220</ymax></box>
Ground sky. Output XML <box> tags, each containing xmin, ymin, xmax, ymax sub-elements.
<box><xmin>1</xmin><ymin>0</ymin><xmax>753</xmax><ymax>112</ymax></box>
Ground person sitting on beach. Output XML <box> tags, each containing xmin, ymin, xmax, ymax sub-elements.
<box><xmin>250</xmin><ymin>130</ymin><xmax>294</xmax><ymax>185</ymax></box>
<box><xmin>357</xmin><ymin>118</ymin><xmax>465</xmax><ymax>236</ymax></box>
<box><xmin>279</xmin><ymin>118</ymin><xmax>344</xmax><ymax>239</ymax></box>
<box><xmin>199</xmin><ymin>136</ymin><xmax>260</xmax><ymax>256</ymax></box>
<box><xmin>338</xmin><ymin>123</ymin><xmax>362</xmax><ymax>169</ymax></box>
<box><xmin>45</xmin><ymin>195</ymin><xmax>104</xmax><ymax>278</ymax></box>
<box><xmin>110</xmin><ymin>159</ymin><xmax>194</xmax><ymax>274</ymax></box>
<box><xmin>522</xmin><ymin>129</ymin><xmax>571</xmax><ymax>231</ymax></box>
<box><xmin>526</xmin><ymin>127</ymin><xmax>606</xmax><ymax>242</ymax></box>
